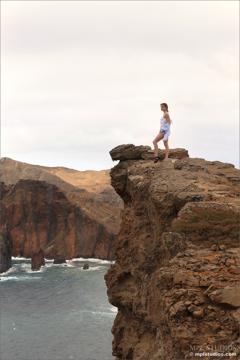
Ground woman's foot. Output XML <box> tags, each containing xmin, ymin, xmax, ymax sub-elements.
<box><xmin>153</xmin><ymin>156</ymin><xmax>160</xmax><ymax>163</ymax></box>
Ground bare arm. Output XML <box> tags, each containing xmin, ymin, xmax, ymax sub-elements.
<box><xmin>163</xmin><ymin>112</ymin><xmax>171</xmax><ymax>124</ymax></box>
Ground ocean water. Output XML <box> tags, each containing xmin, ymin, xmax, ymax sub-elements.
<box><xmin>0</xmin><ymin>257</ymin><xmax>117</xmax><ymax>360</ymax></box>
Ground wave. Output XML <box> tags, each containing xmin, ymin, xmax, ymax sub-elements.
<box><xmin>90</xmin><ymin>310</ymin><xmax>116</xmax><ymax>316</ymax></box>
<box><xmin>0</xmin><ymin>266</ymin><xmax>18</xmax><ymax>276</ymax></box>
<box><xmin>70</xmin><ymin>257</ymin><xmax>115</xmax><ymax>264</ymax></box>
<box><xmin>20</xmin><ymin>263</ymin><xmax>47</xmax><ymax>273</ymax></box>
<box><xmin>1</xmin><ymin>258</ymin><xmax>110</xmax><ymax>279</ymax></box>
<box><xmin>110</xmin><ymin>306</ymin><xmax>118</xmax><ymax>313</ymax></box>
<box><xmin>12</xmin><ymin>256</ymin><xmax>115</xmax><ymax>265</ymax></box>
<box><xmin>80</xmin><ymin>265</ymin><xmax>102</xmax><ymax>271</ymax></box>
<box><xmin>0</xmin><ymin>275</ymin><xmax>42</xmax><ymax>282</ymax></box>
<box><xmin>51</xmin><ymin>262</ymin><xmax>74</xmax><ymax>268</ymax></box>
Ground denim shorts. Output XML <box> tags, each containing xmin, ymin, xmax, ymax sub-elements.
<box><xmin>159</xmin><ymin>128</ymin><xmax>170</xmax><ymax>141</ymax></box>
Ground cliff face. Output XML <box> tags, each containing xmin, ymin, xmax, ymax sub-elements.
<box><xmin>0</xmin><ymin>182</ymin><xmax>12</xmax><ymax>273</ymax></box>
<box><xmin>105</xmin><ymin>145</ymin><xmax>240</xmax><ymax>360</ymax></box>
<box><xmin>0</xmin><ymin>225</ymin><xmax>12</xmax><ymax>273</ymax></box>
<box><xmin>0</xmin><ymin>157</ymin><xmax>123</xmax><ymax>264</ymax></box>
<box><xmin>0</xmin><ymin>179</ymin><xmax>115</xmax><ymax>262</ymax></box>
<box><xmin>0</xmin><ymin>157</ymin><xmax>123</xmax><ymax>235</ymax></box>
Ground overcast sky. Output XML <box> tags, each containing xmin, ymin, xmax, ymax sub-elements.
<box><xmin>1</xmin><ymin>1</ymin><xmax>239</xmax><ymax>170</ymax></box>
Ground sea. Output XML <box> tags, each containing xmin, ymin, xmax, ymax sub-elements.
<box><xmin>0</xmin><ymin>257</ymin><xmax>117</xmax><ymax>360</ymax></box>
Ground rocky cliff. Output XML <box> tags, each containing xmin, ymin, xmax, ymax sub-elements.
<box><xmin>0</xmin><ymin>157</ymin><xmax>123</xmax><ymax>266</ymax></box>
<box><xmin>0</xmin><ymin>178</ymin><xmax>116</xmax><ymax>263</ymax></box>
<box><xmin>105</xmin><ymin>144</ymin><xmax>240</xmax><ymax>360</ymax></box>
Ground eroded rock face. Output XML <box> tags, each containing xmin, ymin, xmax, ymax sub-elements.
<box><xmin>0</xmin><ymin>155</ymin><xmax>122</xmax><ymax>270</ymax></box>
<box><xmin>104</xmin><ymin>145</ymin><xmax>240</xmax><ymax>360</ymax></box>
<box><xmin>0</xmin><ymin>184</ymin><xmax>12</xmax><ymax>273</ymax></box>
<box><xmin>53</xmin><ymin>255</ymin><xmax>66</xmax><ymax>264</ymax></box>
<box><xmin>0</xmin><ymin>225</ymin><xmax>12</xmax><ymax>274</ymax></box>
<box><xmin>31</xmin><ymin>248</ymin><xmax>45</xmax><ymax>271</ymax></box>
<box><xmin>0</xmin><ymin>179</ymin><xmax>115</xmax><ymax>261</ymax></box>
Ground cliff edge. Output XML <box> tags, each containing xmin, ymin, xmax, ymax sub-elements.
<box><xmin>105</xmin><ymin>144</ymin><xmax>240</xmax><ymax>360</ymax></box>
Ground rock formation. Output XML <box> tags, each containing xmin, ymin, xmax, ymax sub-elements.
<box><xmin>0</xmin><ymin>179</ymin><xmax>116</xmax><ymax>261</ymax></box>
<box><xmin>0</xmin><ymin>182</ymin><xmax>12</xmax><ymax>273</ymax></box>
<box><xmin>31</xmin><ymin>248</ymin><xmax>45</xmax><ymax>271</ymax></box>
<box><xmin>83</xmin><ymin>263</ymin><xmax>89</xmax><ymax>270</ymax></box>
<box><xmin>53</xmin><ymin>255</ymin><xmax>66</xmax><ymax>264</ymax></box>
<box><xmin>0</xmin><ymin>224</ymin><xmax>12</xmax><ymax>273</ymax></box>
<box><xmin>0</xmin><ymin>157</ymin><xmax>123</xmax><ymax>261</ymax></box>
<box><xmin>105</xmin><ymin>144</ymin><xmax>240</xmax><ymax>360</ymax></box>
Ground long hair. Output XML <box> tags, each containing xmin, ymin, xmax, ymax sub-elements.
<box><xmin>161</xmin><ymin>103</ymin><xmax>173</xmax><ymax>124</ymax></box>
<box><xmin>160</xmin><ymin>102</ymin><xmax>169</xmax><ymax>112</ymax></box>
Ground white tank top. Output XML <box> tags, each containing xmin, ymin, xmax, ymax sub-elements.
<box><xmin>160</xmin><ymin>116</ymin><xmax>170</xmax><ymax>131</ymax></box>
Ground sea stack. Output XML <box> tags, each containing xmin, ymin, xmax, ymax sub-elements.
<box><xmin>31</xmin><ymin>248</ymin><xmax>45</xmax><ymax>271</ymax></box>
<box><xmin>105</xmin><ymin>144</ymin><xmax>240</xmax><ymax>360</ymax></box>
<box><xmin>53</xmin><ymin>255</ymin><xmax>66</xmax><ymax>264</ymax></box>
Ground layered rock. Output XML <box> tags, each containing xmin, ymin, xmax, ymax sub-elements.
<box><xmin>0</xmin><ymin>179</ymin><xmax>115</xmax><ymax>261</ymax></box>
<box><xmin>0</xmin><ymin>157</ymin><xmax>123</xmax><ymax>261</ymax></box>
<box><xmin>105</xmin><ymin>144</ymin><xmax>240</xmax><ymax>360</ymax></box>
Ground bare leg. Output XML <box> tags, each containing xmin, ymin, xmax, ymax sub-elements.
<box><xmin>153</xmin><ymin>133</ymin><xmax>164</xmax><ymax>157</ymax></box>
<box><xmin>163</xmin><ymin>139</ymin><xmax>169</xmax><ymax>160</ymax></box>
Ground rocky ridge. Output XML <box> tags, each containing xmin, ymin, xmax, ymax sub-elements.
<box><xmin>105</xmin><ymin>144</ymin><xmax>240</xmax><ymax>360</ymax></box>
<box><xmin>0</xmin><ymin>157</ymin><xmax>123</xmax><ymax>270</ymax></box>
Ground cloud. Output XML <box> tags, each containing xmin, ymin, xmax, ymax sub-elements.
<box><xmin>1</xmin><ymin>1</ymin><xmax>239</xmax><ymax>169</ymax></box>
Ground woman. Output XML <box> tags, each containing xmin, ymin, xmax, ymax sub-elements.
<box><xmin>152</xmin><ymin>102</ymin><xmax>172</xmax><ymax>163</ymax></box>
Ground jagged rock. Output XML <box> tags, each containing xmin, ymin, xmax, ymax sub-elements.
<box><xmin>31</xmin><ymin>248</ymin><xmax>45</xmax><ymax>271</ymax></box>
<box><xmin>110</xmin><ymin>144</ymin><xmax>152</xmax><ymax>160</ymax></box>
<box><xmin>105</xmin><ymin>144</ymin><xmax>240</xmax><ymax>360</ymax></box>
<box><xmin>0</xmin><ymin>179</ymin><xmax>116</xmax><ymax>261</ymax></box>
<box><xmin>0</xmin><ymin>194</ymin><xmax>12</xmax><ymax>273</ymax></box>
<box><xmin>110</xmin><ymin>144</ymin><xmax>189</xmax><ymax>161</ymax></box>
<box><xmin>0</xmin><ymin>224</ymin><xmax>12</xmax><ymax>273</ymax></box>
<box><xmin>83</xmin><ymin>263</ymin><xmax>89</xmax><ymax>270</ymax></box>
<box><xmin>53</xmin><ymin>255</ymin><xmax>66</xmax><ymax>264</ymax></box>
<box><xmin>0</xmin><ymin>158</ymin><xmax>124</xmax><ymax>261</ymax></box>
<box><xmin>208</xmin><ymin>286</ymin><xmax>240</xmax><ymax>308</ymax></box>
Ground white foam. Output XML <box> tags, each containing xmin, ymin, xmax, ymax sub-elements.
<box><xmin>71</xmin><ymin>257</ymin><xmax>115</xmax><ymax>264</ymax></box>
<box><xmin>0</xmin><ymin>275</ymin><xmax>42</xmax><ymax>282</ymax></box>
<box><xmin>20</xmin><ymin>263</ymin><xmax>47</xmax><ymax>273</ymax></box>
<box><xmin>0</xmin><ymin>266</ymin><xmax>18</xmax><ymax>276</ymax></box>
<box><xmin>12</xmin><ymin>256</ymin><xmax>115</xmax><ymax>264</ymax></box>
<box><xmin>90</xmin><ymin>310</ymin><xmax>116</xmax><ymax>316</ymax></box>
<box><xmin>51</xmin><ymin>262</ymin><xmax>74</xmax><ymax>267</ymax></box>
<box><xmin>110</xmin><ymin>306</ymin><xmax>118</xmax><ymax>313</ymax></box>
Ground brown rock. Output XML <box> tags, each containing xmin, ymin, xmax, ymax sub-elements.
<box><xmin>31</xmin><ymin>248</ymin><xmax>45</xmax><ymax>271</ymax></box>
<box><xmin>110</xmin><ymin>144</ymin><xmax>152</xmax><ymax>161</ymax></box>
<box><xmin>0</xmin><ymin>157</ymin><xmax>124</xmax><ymax>260</ymax></box>
<box><xmin>0</xmin><ymin>223</ymin><xmax>12</xmax><ymax>273</ymax></box>
<box><xmin>192</xmin><ymin>308</ymin><xmax>204</xmax><ymax>318</ymax></box>
<box><xmin>105</xmin><ymin>144</ymin><xmax>240</xmax><ymax>360</ymax></box>
<box><xmin>0</xmin><ymin>179</ymin><xmax>116</xmax><ymax>261</ymax></box>
<box><xmin>208</xmin><ymin>286</ymin><xmax>240</xmax><ymax>308</ymax></box>
<box><xmin>53</xmin><ymin>255</ymin><xmax>66</xmax><ymax>264</ymax></box>
<box><xmin>109</xmin><ymin>144</ymin><xmax>189</xmax><ymax>161</ymax></box>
